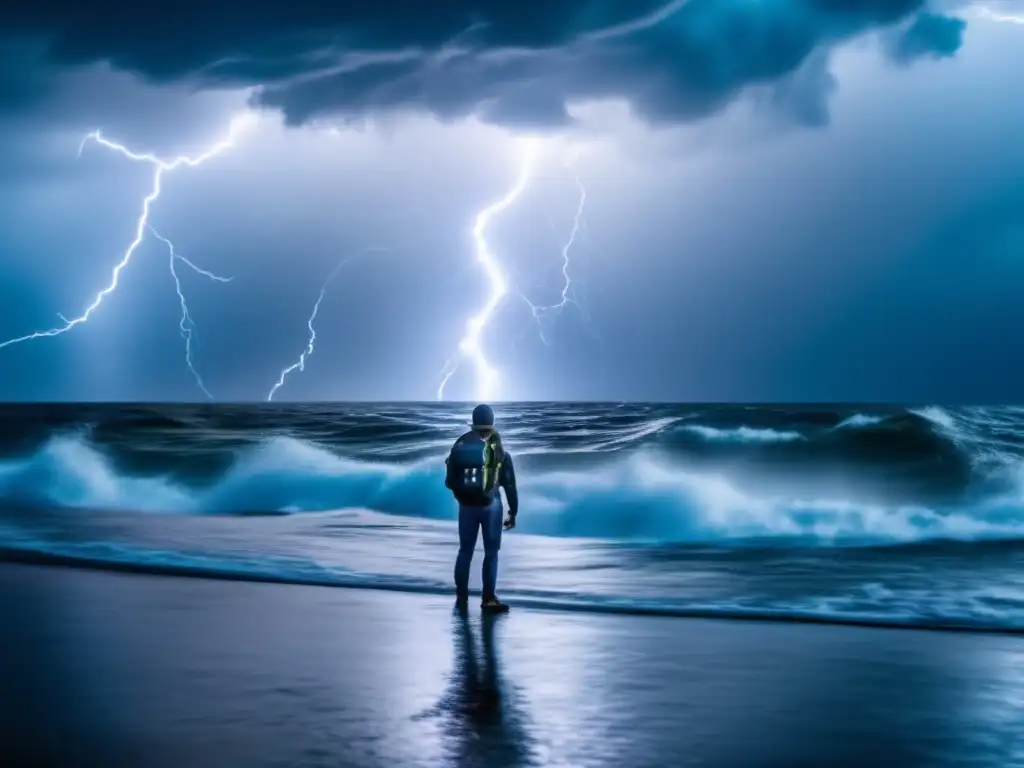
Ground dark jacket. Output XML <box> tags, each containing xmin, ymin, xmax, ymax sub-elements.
<box><xmin>445</xmin><ymin>430</ymin><xmax>519</xmax><ymax>516</ymax></box>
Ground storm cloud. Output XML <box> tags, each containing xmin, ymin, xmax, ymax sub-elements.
<box><xmin>1</xmin><ymin>0</ymin><xmax>967</xmax><ymax>129</ymax></box>
<box><xmin>888</xmin><ymin>11</ymin><xmax>967</xmax><ymax>62</ymax></box>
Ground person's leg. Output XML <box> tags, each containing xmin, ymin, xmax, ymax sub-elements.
<box><xmin>479</xmin><ymin>499</ymin><xmax>504</xmax><ymax>600</ymax></box>
<box><xmin>454</xmin><ymin>505</ymin><xmax>481</xmax><ymax>599</ymax></box>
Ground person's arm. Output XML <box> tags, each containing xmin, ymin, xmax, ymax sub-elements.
<box><xmin>499</xmin><ymin>452</ymin><xmax>519</xmax><ymax>518</ymax></box>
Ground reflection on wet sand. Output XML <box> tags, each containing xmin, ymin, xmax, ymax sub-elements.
<box><xmin>421</xmin><ymin>606</ymin><xmax>537</xmax><ymax>767</ymax></box>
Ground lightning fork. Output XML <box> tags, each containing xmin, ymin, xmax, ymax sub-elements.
<box><xmin>976</xmin><ymin>5</ymin><xmax>1024</xmax><ymax>23</ymax></box>
<box><xmin>267</xmin><ymin>246</ymin><xmax>394</xmax><ymax>401</ymax></box>
<box><xmin>519</xmin><ymin>158</ymin><xmax>588</xmax><ymax>345</ymax></box>
<box><xmin>437</xmin><ymin>139</ymin><xmax>539</xmax><ymax>402</ymax></box>
<box><xmin>148</xmin><ymin>228</ymin><xmax>232</xmax><ymax>400</ymax></box>
<box><xmin>970</xmin><ymin>2</ymin><xmax>1024</xmax><ymax>23</ymax></box>
<box><xmin>0</xmin><ymin>115</ymin><xmax>251</xmax><ymax>352</ymax></box>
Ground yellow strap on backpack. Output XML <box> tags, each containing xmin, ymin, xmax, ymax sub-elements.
<box><xmin>482</xmin><ymin>431</ymin><xmax>502</xmax><ymax>491</ymax></box>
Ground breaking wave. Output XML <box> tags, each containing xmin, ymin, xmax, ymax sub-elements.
<box><xmin>3</xmin><ymin>405</ymin><xmax>1024</xmax><ymax>546</ymax></box>
<box><xmin>6</xmin><ymin>405</ymin><xmax>1024</xmax><ymax>632</ymax></box>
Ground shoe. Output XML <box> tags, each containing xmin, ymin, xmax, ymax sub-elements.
<box><xmin>455</xmin><ymin>592</ymin><xmax>469</xmax><ymax>609</ymax></box>
<box><xmin>481</xmin><ymin>595</ymin><xmax>510</xmax><ymax>613</ymax></box>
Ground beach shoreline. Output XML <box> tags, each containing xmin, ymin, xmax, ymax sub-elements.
<box><xmin>4</xmin><ymin>542</ymin><xmax>1023</xmax><ymax>637</ymax></box>
<box><xmin>3</xmin><ymin>562</ymin><xmax>1024</xmax><ymax>766</ymax></box>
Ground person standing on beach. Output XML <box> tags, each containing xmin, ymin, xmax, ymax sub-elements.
<box><xmin>445</xmin><ymin>403</ymin><xmax>519</xmax><ymax>612</ymax></box>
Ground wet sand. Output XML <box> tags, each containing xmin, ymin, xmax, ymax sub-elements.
<box><xmin>3</xmin><ymin>562</ymin><xmax>1024</xmax><ymax>767</ymax></box>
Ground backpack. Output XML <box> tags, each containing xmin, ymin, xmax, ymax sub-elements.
<box><xmin>446</xmin><ymin>430</ymin><xmax>504</xmax><ymax>507</ymax></box>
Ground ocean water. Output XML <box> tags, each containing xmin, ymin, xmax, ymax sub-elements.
<box><xmin>4</xmin><ymin>402</ymin><xmax>1024</xmax><ymax>631</ymax></box>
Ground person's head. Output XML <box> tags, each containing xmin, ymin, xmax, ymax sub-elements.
<box><xmin>471</xmin><ymin>403</ymin><xmax>495</xmax><ymax>435</ymax></box>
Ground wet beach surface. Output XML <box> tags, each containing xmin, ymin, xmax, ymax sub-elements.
<box><xmin>4</xmin><ymin>563</ymin><xmax>1024</xmax><ymax>767</ymax></box>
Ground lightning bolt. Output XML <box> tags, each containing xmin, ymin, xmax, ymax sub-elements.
<box><xmin>519</xmin><ymin>159</ymin><xmax>588</xmax><ymax>345</ymax></box>
<box><xmin>437</xmin><ymin>139</ymin><xmax>540</xmax><ymax>401</ymax></box>
<box><xmin>268</xmin><ymin>246</ymin><xmax>393</xmax><ymax>401</ymax></box>
<box><xmin>975</xmin><ymin>4</ymin><xmax>1024</xmax><ymax>23</ymax></box>
<box><xmin>0</xmin><ymin>115</ymin><xmax>251</xmax><ymax>397</ymax></box>
<box><xmin>149</xmin><ymin>228</ymin><xmax>232</xmax><ymax>400</ymax></box>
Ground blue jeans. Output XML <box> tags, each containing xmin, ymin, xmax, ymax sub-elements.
<box><xmin>454</xmin><ymin>498</ymin><xmax>503</xmax><ymax>599</ymax></box>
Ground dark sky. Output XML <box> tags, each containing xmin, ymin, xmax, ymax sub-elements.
<box><xmin>0</xmin><ymin>1</ymin><xmax>1022</xmax><ymax>402</ymax></box>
